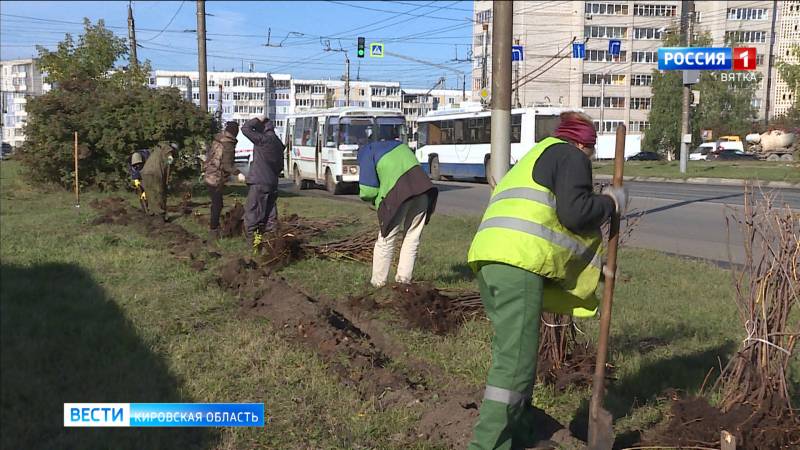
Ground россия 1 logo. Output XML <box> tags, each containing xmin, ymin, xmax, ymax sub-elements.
<box><xmin>658</xmin><ymin>47</ymin><xmax>756</xmax><ymax>71</ymax></box>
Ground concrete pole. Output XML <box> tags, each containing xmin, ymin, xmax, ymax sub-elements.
<box><xmin>127</xmin><ymin>1</ymin><xmax>138</xmax><ymax>67</ymax></box>
<box><xmin>679</xmin><ymin>1</ymin><xmax>694</xmax><ymax>174</ymax></box>
<box><xmin>345</xmin><ymin>54</ymin><xmax>350</xmax><ymax>107</ymax></box>
<box><xmin>764</xmin><ymin>0</ymin><xmax>778</xmax><ymax>125</ymax></box>
<box><xmin>197</xmin><ymin>0</ymin><xmax>208</xmax><ymax>113</ymax></box>
<box><xmin>490</xmin><ymin>0</ymin><xmax>512</xmax><ymax>185</ymax></box>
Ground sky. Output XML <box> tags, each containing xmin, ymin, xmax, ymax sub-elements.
<box><xmin>0</xmin><ymin>0</ymin><xmax>475</xmax><ymax>89</ymax></box>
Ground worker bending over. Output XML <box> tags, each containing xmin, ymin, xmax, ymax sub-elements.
<box><xmin>140</xmin><ymin>142</ymin><xmax>177</xmax><ymax>222</ymax></box>
<box><xmin>467</xmin><ymin>111</ymin><xmax>628</xmax><ymax>449</ymax></box>
<box><xmin>357</xmin><ymin>125</ymin><xmax>438</xmax><ymax>287</ymax></box>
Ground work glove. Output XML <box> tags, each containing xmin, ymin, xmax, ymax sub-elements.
<box><xmin>140</xmin><ymin>191</ymin><xmax>147</xmax><ymax>201</ymax></box>
<box><xmin>601</xmin><ymin>186</ymin><xmax>629</xmax><ymax>215</ymax></box>
<box><xmin>167</xmin><ymin>155</ymin><xmax>175</xmax><ymax>165</ymax></box>
<box><xmin>237</xmin><ymin>173</ymin><xmax>246</xmax><ymax>182</ymax></box>
<box><xmin>133</xmin><ymin>179</ymin><xmax>141</xmax><ymax>188</ymax></box>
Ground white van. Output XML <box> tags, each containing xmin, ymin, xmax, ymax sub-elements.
<box><xmin>234</xmin><ymin>130</ymin><xmax>254</xmax><ymax>177</ymax></box>
<box><xmin>689</xmin><ymin>141</ymin><xmax>744</xmax><ymax>161</ymax></box>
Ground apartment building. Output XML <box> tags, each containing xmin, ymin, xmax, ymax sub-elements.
<box><xmin>290</xmin><ymin>79</ymin><xmax>402</xmax><ymax>112</ymax></box>
<box><xmin>472</xmin><ymin>1</ymin><xmax>788</xmax><ymax>135</ymax></box>
<box><xmin>772</xmin><ymin>0</ymin><xmax>800</xmax><ymax>116</ymax></box>
<box><xmin>1</xmin><ymin>59</ymin><xmax>49</xmax><ymax>150</ymax></box>
<box><xmin>149</xmin><ymin>71</ymin><xmax>292</xmax><ymax>138</ymax></box>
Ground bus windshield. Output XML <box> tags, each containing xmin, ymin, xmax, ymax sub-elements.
<box><xmin>339</xmin><ymin>117</ymin><xmax>373</xmax><ymax>146</ymax></box>
<box><xmin>376</xmin><ymin>117</ymin><xmax>407</xmax><ymax>142</ymax></box>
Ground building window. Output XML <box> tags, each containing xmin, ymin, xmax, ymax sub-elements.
<box><xmin>725</xmin><ymin>31</ymin><xmax>766</xmax><ymax>44</ymax></box>
<box><xmin>586</xmin><ymin>49</ymin><xmax>627</xmax><ymax>62</ymax></box>
<box><xmin>632</xmin><ymin>51</ymin><xmax>658</xmax><ymax>63</ymax></box>
<box><xmin>629</xmin><ymin>121</ymin><xmax>650</xmax><ymax>132</ymax></box>
<box><xmin>192</xmin><ymin>79</ymin><xmax>199</xmax><ymax>88</ymax></box>
<box><xmin>583</xmin><ymin>73</ymin><xmax>626</xmax><ymax>85</ymax></box>
<box><xmin>634</xmin><ymin>4</ymin><xmax>676</xmax><ymax>17</ymax></box>
<box><xmin>584</xmin><ymin>26</ymin><xmax>627</xmax><ymax>39</ymax></box>
<box><xmin>224</xmin><ymin>80</ymin><xmax>231</xmax><ymax>87</ymax></box>
<box><xmin>630</xmin><ymin>97</ymin><xmax>652</xmax><ymax>110</ymax></box>
<box><xmin>476</xmin><ymin>9</ymin><xmax>492</xmax><ymax>24</ymax></box>
<box><xmin>585</xmin><ymin>3</ymin><xmax>628</xmax><ymax>15</ymax></box>
<box><xmin>312</xmin><ymin>85</ymin><xmax>325</xmax><ymax>94</ymax></box>
<box><xmin>752</xmin><ymin>98</ymin><xmax>763</xmax><ymax>109</ymax></box>
<box><xmin>634</xmin><ymin>27</ymin><xmax>664</xmax><ymax>40</ymax></box>
<box><xmin>192</xmin><ymin>93</ymin><xmax>200</xmax><ymax>100</ymax></box>
<box><xmin>631</xmin><ymin>74</ymin><xmax>653</xmax><ymax>86</ymax></box>
<box><xmin>727</xmin><ymin>8</ymin><xmax>767</xmax><ymax>21</ymax></box>
<box><xmin>593</xmin><ymin>120</ymin><xmax>625</xmax><ymax>133</ymax></box>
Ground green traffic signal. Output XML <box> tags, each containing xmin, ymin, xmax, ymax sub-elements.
<box><xmin>357</xmin><ymin>37</ymin><xmax>365</xmax><ymax>58</ymax></box>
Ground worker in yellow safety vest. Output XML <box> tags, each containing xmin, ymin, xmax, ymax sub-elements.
<box><xmin>467</xmin><ymin>111</ymin><xmax>628</xmax><ymax>450</ymax></box>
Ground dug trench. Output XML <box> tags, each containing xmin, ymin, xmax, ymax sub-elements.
<box><xmin>90</xmin><ymin>197</ymin><xmax>584</xmax><ymax>449</ymax></box>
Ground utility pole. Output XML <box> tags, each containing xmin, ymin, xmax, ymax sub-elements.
<box><xmin>217</xmin><ymin>83</ymin><xmax>223</xmax><ymax>124</ymax></box>
<box><xmin>679</xmin><ymin>0</ymin><xmax>694</xmax><ymax>174</ymax></box>
<box><xmin>345</xmin><ymin>54</ymin><xmax>351</xmax><ymax>107</ymax></box>
<box><xmin>490</xmin><ymin>0</ymin><xmax>512</xmax><ymax>185</ymax></box>
<box><xmin>127</xmin><ymin>1</ymin><xmax>138</xmax><ymax>67</ymax></box>
<box><xmin>600</xmin><ymin>74</ymin><xmax>606</xmax><ymax>135</ymax></box>
<box><xmin>196</xmin><ymin>0</ymin><xmax>208</xmax><ymax>113</ymax></box>
<box><xmin>481</xmin><ymin>24</ymin><xmax>489</xmax><ymax>93</ymax></box>
<box><xmin>764</xmin><ymin>0</ymin><xmax>778</xmax><ymax>125</ymax></box>
<box><xmin>514</xmin><ymin>38</ymin><xmax>520</xmax><ymax>108</ymax></box>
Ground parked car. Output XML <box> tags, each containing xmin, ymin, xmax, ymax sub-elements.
<box><xmin>689</xmin><ymin>141</ymin><xmax>745</xmax><ymax>161</ymax></box>
<box><xmin>627</xmin><ymin>151</ymin><xmax>661</xmax><ymax>161</ymax></box>
<box><xmin>708</xmin><ymin>149</ymin><xmax>758</xmax><ymax>161</ymax></box>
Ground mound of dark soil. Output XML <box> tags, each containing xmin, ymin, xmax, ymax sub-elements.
<box><xmin>644</xmin><ymin>396</ymin><xmax>800</xmax><ymax>449</ymax></box>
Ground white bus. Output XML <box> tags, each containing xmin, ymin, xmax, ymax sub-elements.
<box><xmin>415</xmin><ymin>105</ymin><xmax>567</xmax><ymax>180</ymax></box>
<box><xmin>285</xmin><ymin>107</ymin><xmax>406</xmax><ymax>194</ymax></box>
<box><xmin>415</xmin><ymin>105</ymin><xmax>641</xmax><ymax>179</ymax></box>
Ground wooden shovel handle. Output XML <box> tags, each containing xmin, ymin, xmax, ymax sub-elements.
<box><xmin>588</xmin><ymin>125</ymin><xmax>626</xmax><ymax>447</ymax></box>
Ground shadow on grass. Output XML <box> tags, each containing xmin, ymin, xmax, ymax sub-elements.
<box><xmin>439</xmin><ymin>262</ymin><xmax>476</xmax><ymax>284</ymax></box>
<box><xmin>0</xmin><ymin>263</ymin><xmax>217</xmax><ymax>450</ymax></box>
<box><xmin>568</xmin><ymin>342</ymin><xmax>735</xmax><ymax>447</ymax></box>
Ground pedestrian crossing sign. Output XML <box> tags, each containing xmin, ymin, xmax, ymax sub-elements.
<box><xmin>370</xmin><ymin>43</ymin><xmax>384</xmax><ymax>58</ymax></box>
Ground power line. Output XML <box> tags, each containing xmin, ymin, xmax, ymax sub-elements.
<box><xmin>325</xmin><ymin>0</ymin><xmax>473</xmax><ymax>23</ymax></box>
<box><xmin>139</xmin><ymin>0</ymin><xmax>185</xmax><ymax>42</ymax></box>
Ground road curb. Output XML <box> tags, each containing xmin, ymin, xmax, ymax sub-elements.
<box><xmin>593</xmin><ymin>174</ymin><xmax>800</xmax><ymax>190</ymax></box>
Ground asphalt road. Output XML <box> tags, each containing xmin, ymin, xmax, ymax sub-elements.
<box><xmin>281</xmin><ymin>179</ymin><xmax>800</xmax><ymax>265</ymax></box>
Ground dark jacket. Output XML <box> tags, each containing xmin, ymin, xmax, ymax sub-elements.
<box><xmin>129</xmin><ymin>149</ymin><xmax>150</xmax><ymax>181</ymax></box>
<box><xmin>357</xmin><ymin>140</ymin><xmax>438</xmax><ymax>237</ymax></box>
<box><xmin>204</xmin><ymin>130</ymin><xmax>239</xmax><ymax>186</ymax></box>
<box><xmin>242</xmin><ymin>118</ymin><xmax>284</xmax><ymax>186</ymax></box>
<box><xmin>532</xmin><ymin>142</ymin><xmax>615</xmax><ymax>234</ymax></box>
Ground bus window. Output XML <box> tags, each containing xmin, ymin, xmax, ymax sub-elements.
<box><xmin>453</xmin><ymin>118</ymin><xmax>466</xmax><ymax>144</ymax></box>
<box><xmin>535</xmin><ymin>114</ymin><xmax>560</xmax><ymax>142</ymax></box>
<box><xmin>340</xmin><ymin>118</ymin><xmax>374</xmax><ymax>146</ymax></box>
<box><xmin>511</xmin><ymin>114</ymin><xmax>522</xmax><ymax>143</ymax></box>
<box><xmin>424</xmin><ymin>121</ymin><xmax>443</xmax><ymax>145</ymax></box>
<box><xmin>468</xmin><ymin>117</ymin><xmax>489</xmax><ymax>144</ymax></box>
<box><xmin>293</xmin><ymin>118</ymin><xmax>305</xmax><ymax>146</ymax></box>
<box><xmin>305</xmin><ymin>117</ymin><xmax>318</xmax><ymax>146</ymax></box>
<box><xmin>441</xmin><ymin>120</ymin><xmax>454</xmax><ymax>144</ymax></box>
<box><xmin>418</xmin><ymin>123</ymin><xmax>429</xmax><ymax>145</ymax></box>
<box><xmin>325</xmin><ymin>117</ymin><xmax>338</xmax><ymax>147</ymax></box>
<box><xmin>376</xmin><ymin>117</ymin><xmax>406</xmax><ymax>142</ymax></box>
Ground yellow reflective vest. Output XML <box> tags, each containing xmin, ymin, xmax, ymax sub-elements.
<box><xmin>467</xmin><ymin>137</ymin><xmax>603</xmax><ymax>317</ymax></box>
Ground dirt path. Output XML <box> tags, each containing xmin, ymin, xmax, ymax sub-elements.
<box><xmin>90</xmin><ymin>197</ymin><xmax>584</xmax><ymax>449</ymax></box>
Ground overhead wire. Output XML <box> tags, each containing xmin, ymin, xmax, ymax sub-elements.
<box><xmin>139</xmin><ymin>0</ymin><xmax>185</xmax><ymax>42</ymax></box>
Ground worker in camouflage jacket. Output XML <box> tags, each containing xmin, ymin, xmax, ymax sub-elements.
<box><xmin>204</xmin><ymin>121</ymin><xmax>241</xmax><ymax>239</ymax></box>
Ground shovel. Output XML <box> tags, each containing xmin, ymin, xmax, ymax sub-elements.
<box><xmin>587</xmin><ymin>125</ymin><xmax>626</xmax><ymax>450</ymax></box>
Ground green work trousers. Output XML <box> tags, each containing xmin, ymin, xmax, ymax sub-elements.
<box><xmin>142</xmin><ymin>173</ymin><xmax>166</xmax><ymax>218</ymax></box>
<box><xmin>468</xmin><ymin>263</ymin><xmax>543</xmax><ymax>450</ymax></box>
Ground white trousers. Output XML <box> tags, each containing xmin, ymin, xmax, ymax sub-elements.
<box><xmin>371</xmin><ymin>194</ymin><xmax>429</xmax><ymax>287</ymax></box>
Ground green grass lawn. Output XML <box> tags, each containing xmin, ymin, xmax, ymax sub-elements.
<box><xmin>2</xmin><ymin>161</ymin><xmax>796</xmax><ymax>448</ymax></box>
<box><xmin>592</xmin><ymin>160</ymin><xmax>800</xmax><ymax>183</ymax></box>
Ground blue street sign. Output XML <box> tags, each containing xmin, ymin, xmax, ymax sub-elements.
<box><xmin>370</xmin><ymin>43</ymin><xmax>384</xmax><ymax>58</ymax></box>
<box><xmin>512</xmin><ymin>45</ymin><xmax>523</xmax><ymax>61</ymax></box>
<box><xmin>572</xmin><ymin>43</ymin><xmax>585</xmax><ymax>59</ymax></box>
<box><xmin>608</xmin><ymin>39</ymin><xmax>621</xmax><ymax>57</ymax></box>
<box><xmin>658</xmin><ymin>47</ymin><xmax>732</xmax><ymax>70</ymax></box>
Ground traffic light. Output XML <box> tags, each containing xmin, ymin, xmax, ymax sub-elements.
<box><xmin>357</xmin><ymin>37</ymin><xmax>365</xmax><ymax>58</ymax></box>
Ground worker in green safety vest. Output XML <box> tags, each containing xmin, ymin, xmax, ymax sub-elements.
<box><xmin>466</xmin><ymin>111</ymin><xmax>628</xmax><ymax>450</ymax></box>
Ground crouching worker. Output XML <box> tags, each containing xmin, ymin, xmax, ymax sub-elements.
<box><xmin>466</xmin><ymin>111</ymin><xmax>628</xmax><ymax>450</ymax></box>
<box><xmin>357</xmin><ymin>125</ymin><xmax>438</xmax><ymax>287</ymax></box>
<box><xmin>129</xmin><ymin>149</ymin><xmax>150</xmax><ymax>212</ymax></box>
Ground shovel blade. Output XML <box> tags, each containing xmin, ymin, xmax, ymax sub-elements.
<box><xmin>587</xmin><ymin>407</ymin><xmax>613</xmax><ymax>450</ymax></box>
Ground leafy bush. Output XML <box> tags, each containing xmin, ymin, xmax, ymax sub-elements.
<box><xmin>19</xmin><ymin>19</ymin><xmax>215</xmax><ymax>190</ymax></box>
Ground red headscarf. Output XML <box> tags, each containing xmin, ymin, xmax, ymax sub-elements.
<box><xmin>554</xmin><ymin>116</ymin><xmax>597</xmax><ymax>148</ymax></box>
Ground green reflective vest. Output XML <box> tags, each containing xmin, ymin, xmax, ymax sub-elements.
<box><xmin>467</xmin><ymin>137</ymin><xmax>603</xmax><ymax>318</ymax></box>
